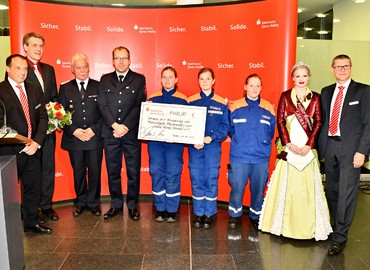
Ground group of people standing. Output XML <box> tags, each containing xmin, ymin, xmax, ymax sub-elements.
<box><xmin>0</xmin><ymin>31</ymin><xmax>369</xmax><ymax>257</ymax></box>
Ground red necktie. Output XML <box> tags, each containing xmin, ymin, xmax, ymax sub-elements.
<box><xmin>16</xmin><ymin>84</ymin><xmax>32</xmax><ymax>138</ymax></box>
<box><xmin>329</xmin><ymin>86</ymin><xmax>344</xmax><ymax>135</ymax></box>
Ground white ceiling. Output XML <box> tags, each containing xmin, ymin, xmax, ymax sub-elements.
<box><xmin>0</xmin><ymin>0</ymin><xmax>336</xmax><ymax>30</ymax></box>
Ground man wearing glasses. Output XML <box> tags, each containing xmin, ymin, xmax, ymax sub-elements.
<box><xmin>319</xmin><ymin>54</ymin><xmax>370</xmax><ymax>256</ymax></box>
<box><xmin>98</xmin><ymin>46</ymin><xmax>146</xmax><ymax>220</ymax></box>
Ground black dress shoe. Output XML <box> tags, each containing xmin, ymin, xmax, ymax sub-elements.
<box><xmin>90</xmin><ymin>206</ymin><xmax>101</xmax><ymax>216</ymax></box>
<box><xmin>193</xmin><ymin>215</ymin><xmax>204</xmax><ymax>228</ymax></box>
<box><xmin>228</xmin><ymin>217</ymin><xmax>240</xmax><ymax>229</ymax></box>
<box><xmin>104</xmin><ymin>208</ymin><xmax>123</xmax><ymax>219</ymax></box>
<box><xmin>155</xmin><ymin>211</ymin><xmax>166</xmax><ymax>222</ymax></box>
<box><xmin>166</xmin><ymin>212</ymin><xmax>177</xmax><ymax>223</ymax></box>
<box><xmin>128</xmin><ymin>208</ymin><xmax>140</xmax><ymax>221</ymax></box>
<box><xmin>42</xmin><ymin>208</ymin><xmax>59</xmax><ymax>221</ymax></box>
<box><xmin>328</xmin><ymin>241</ymin><xmax>345</xmax><ymax>256</ymax></box>
<box><xmin>249</xmin><ymin>218</ymin><xmax>259</xmax><ymax>229</ymax></box>
<box><xmin>37</xmin><ymin>211</ymin><xmax>47</xmax><ymax>224</ymax></box>
<box><xmin>24</xmin><ymin>224</ymin><xmax>52</xmax><ymax>234</ymax></box>
<box><xmin>203</xmin><ymin>216</ymin><xmax>213</xmax><ymax>229</ymax></box>
<box><xmin>73</xmin><ymin>206</ymin><xmax>85</xmax><ymax>217</ymax></box>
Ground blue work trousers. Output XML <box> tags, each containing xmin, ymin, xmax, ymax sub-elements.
<box><xmin>228</xmin><ymin>162</ymin><xmax>269</xmax><ymax>220</ymax></box>
<box><xmin>148</xmin><ymin>141</ymin><xmax>184</xmax><ymax>213</ymax></box>
<box><xmin>189</xmin><ymin>143</ymin><xmax>221</xmax><ymax>216</ymax></box>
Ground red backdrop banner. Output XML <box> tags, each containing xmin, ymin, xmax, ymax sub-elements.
<box><xmin>9</xmin><ymin>0</ymin><xmax>297</xmax><ymax>204</ymax></box>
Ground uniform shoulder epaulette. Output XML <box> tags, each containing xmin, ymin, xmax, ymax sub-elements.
<box><xmin>212</xmin><ymin>94</ymin><xmax>228</xmax><ymax>105</ymax></box>
<box><xmin>173</xmin><ymin>91</ymin><xmax>188</xmax><ymax>100</ymax></box>
<box><xmin>260</xmin><ymin>99</ymin><xmax>275</xmax><ymax>115</ymax></box>
<box><xmin>187</xmin><ymin>93</ymin><xmax>201</xmax><ymax>103</ymax></box>
<box><xmin>230</xmin><ymin>98</ymin><xmax>247</xmax><ymax>112</ymax></box>
<box><xmin>148</xmin><ymin>90</ymin><xmax>163</xmax><ymax>99</ymax></box>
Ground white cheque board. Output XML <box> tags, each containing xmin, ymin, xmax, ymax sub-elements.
<box><xmin>138</xmin><ymin>102</ymin><xmax>207</xmax><ymax>144</ymax></box>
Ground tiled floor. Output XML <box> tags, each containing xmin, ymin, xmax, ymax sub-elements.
<box><xmin>24</xmin><ymin>186</ymin><xmax>370</xmax><ymax>270</ymax></box>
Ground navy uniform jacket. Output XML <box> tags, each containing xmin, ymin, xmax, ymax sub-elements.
<box><xmin>58</xmin><ymin>78</ymin><xmax>103</xmax><ymax>151</ymax></box>
<box><xmin>98</xmin><ymin>70</ymin><xmax>146</xmax><ymax>139</ymax></box>
<box><xmin>188</xmin><ymin>91</ymin><xmax>229</xmax><ymax>143</ymax></box>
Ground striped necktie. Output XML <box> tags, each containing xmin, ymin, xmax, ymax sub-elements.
<box><xmin>329</xmin><ymin>86</ymin><xmax>344</xmax><ymax>135</ymax></box>
<box><xmin>16</xmin><ymin>84</ymin><xmax>32</xmax><ymax>138</ymax></box>
<box><xmin>34</xmin><ymin>64</ymin><xmax>44</xmax><ymax>91</ymax></box>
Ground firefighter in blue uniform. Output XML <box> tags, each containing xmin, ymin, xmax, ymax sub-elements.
<box><xmin>188</xmin><ymin>68</ymin><xmax>229</xmax><ymax>229</ymax></box>
<box><xmin>148</xmin><ymin>66</ymin><xmax>188</xmax><ymax>223</ymax></box>
<box><xmin>228</xmin><ymin>73</ymin><xmax>275</xmax><ymax>229</ymax></box>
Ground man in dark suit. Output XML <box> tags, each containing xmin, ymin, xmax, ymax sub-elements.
<box><xmin>319</xmin><ymin>54</ymin><xmax>370</xmax><ymax>256</ymax></box>
<box><xmin>98</xmin><ymin>46</ymin><xmax>146</xmax><ymax>220</ymax></box>
<box><xmin>58</xmin><ymin>53</ymin><xmax>103</xmax><ymax>217</ymax></box>
<box><xmin>23</xmin><ymin>32</ymin><xmax>59</xmax><ymax>222</ymax></box>
<box><xmin>0</xmin><ymin>54</ymin><xmax>51</xmax><ymax>234</ymax></box>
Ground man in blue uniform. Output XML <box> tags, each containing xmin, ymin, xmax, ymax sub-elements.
<box><xmin>58</xmin><ymin>53</ymin><xmax>103</xmax><ymax>217</ymax></box>
<box><xmin>98</xmin><ymin>46</ymin><xmax>146</xmax><ymax>220</ymax></box>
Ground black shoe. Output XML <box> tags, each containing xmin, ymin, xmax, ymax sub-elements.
<box><xmin>90</xmin><ymin>206</ymin><xmax>101</xmax><ymax>216</ymax></box>
<box><xmin>249</xmin><ymin>218</ymin><xmax>259</xmax><ymax>229</ymax></box>
<box><xmin>203</xmin><ymin>216</ymin><xmax>213</xmax><ymax>229</ymax></box>
<box><xmin>37</xmin><ymin>211</ymin><xmax>47</xmax><ymax>224</ymax></box>
<box><xmin>328</xmin><ymin>241</ymin><xmax>345</xmax><ymax>256</ymax></box>
<box><xmin>193</xmin><ymin>215</ymin><xmax>203</xmax><ymax>228</ymax></box>
<box><xmin>42</xmin><ymin>208</ymin><xmax>59</xmax><ymax>221</ymax></box>
<box><xmin>72</xmin><ymin>206</ymin><xmax>85</xmax><ymax>217</ymax></box>
<box><xmin>128</xmin><ymin>208</ymin><xmax>140</xmax><ymax>221</ymax></box>
<box><xmin>155</xmin><ymin>211</ymin><xmax>166</xmax><ymax>222</ymax></box>
<box><xmin>228</xmin><ymin>217</ymin><xmax>240</xmax><ymax>229</ymax></box>
<box><xmin>104</xmin><ymin>208</ymin><xmax>123</xmax><ymax>219</ymax></box>
<box><xmin>166</xmin><ymin>212</ymin><xmax>177</xmax><ymax>223</ymax></box>
<box><xmin>24</xmin><ymin>224</ymin><xmax>52</xmax><ymax>234</ymax></box>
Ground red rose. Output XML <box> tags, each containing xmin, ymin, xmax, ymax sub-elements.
<box><xmin>56</xmin><ymin>112</ymin><xmax>63</xmax><ymax>119</ymax></box>
<box><xmin>54</xmin><ymin>103</ymin><xmax>62</xmax><ymax>110</ymax></box>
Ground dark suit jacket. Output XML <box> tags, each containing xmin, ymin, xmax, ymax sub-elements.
<box><xmin>318</xmin><ymin>80</ymin><xmax>370</xmax><ymax>159</ymax></box>
<box><xmin>98</xmin><ymin>69</ymin><xmax>146</xmax><ymax>140</ymax></box>
<box><xmin>26</xmin><ymin>62</ymin><xmax>58</xmax><ymax>104</ymax></box>
<box><xmin>0</xmin><ymin>80</ymin><xmax>47</xmax><ymax>154</ymax></box>
<box><xmin>58</xmin><ymin>78</ymin><xmax>103</xmax><ymax>150</ymax></box>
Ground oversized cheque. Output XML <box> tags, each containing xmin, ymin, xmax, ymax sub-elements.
<box><xmin>138</xmin><ymin>102</ymin><xmax>207</xmax><ymax>144</ymax></box>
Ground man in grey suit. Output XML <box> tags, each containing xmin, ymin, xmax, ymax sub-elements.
<box><xmin>23</xmin><ymin>32</ymin><xmax>59</xmax><ymax>222</ymax></box>
<box><xmin>58</xmin><ymin>53</ymin><xmax>103</xmax><ymax>217</ymax></box>
<box><xmin>319</xmin><ymin>54</ymin><xmax>370</xmax><ymax>256</ymax></box>
<box><xmin>0</xmin><ymin>54</ymin><xmax>51</xmax><ymax>234</ymax></box>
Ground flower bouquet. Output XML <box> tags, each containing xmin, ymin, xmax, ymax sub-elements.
<box><xmin>46</xmin><ymin>102</ymin><xmax>73</xmax><ymax>133</ymax></box>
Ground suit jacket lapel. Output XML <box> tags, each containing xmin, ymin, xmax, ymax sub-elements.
<box><xmin>27</xmin><ymin>66</ymin><xmax>39</xmax><ymax>86</ymax></box>
<box><xmin>84</xmin><ymin>79</ymin><xmax>95</xmax><ymax>98</ymax></box>
<box><xmin>109</xmin><ymin>72</ymin><xmax>119</xmax><ymax>89</ymax></box>
<box><xmin>72</xmin><ymin>80</ymin><xmax>84</xmax><ymax>100</ymax></box>
<box><xmin>326</xmin><ymin>84</ymin><xmax>336</xmax><ymax>112</ymax></box>
<box><xmin>40</xmin><ymin>62</ymin><xmax>48</xmax><ymax>89</ymax></box>
<box><xmin>5</xmin><ymin>81</ymin><xmax>25</xmax><ymax>114</ymax></box>
<box><xmin>341</xmin><ymin>80</ymin><xmax>356</xmax><ymax>117</ymax></box>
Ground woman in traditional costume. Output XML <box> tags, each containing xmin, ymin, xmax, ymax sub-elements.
<box><xmin>259</xmin><ymin>62</ymin><xmax>332</xmax><ymax>241</ymax></box>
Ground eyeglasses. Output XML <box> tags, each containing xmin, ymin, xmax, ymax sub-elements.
<box><xmin>114</xmin><ymin>57</ymin><xmax>129</xmax><ymax>62</ymax></box>
<box><xmin>333</xmin><ymin>65</ymin><xmax>351</xmax><ymax>71</ymax></box>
